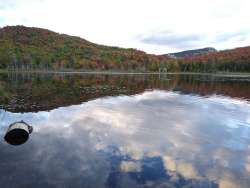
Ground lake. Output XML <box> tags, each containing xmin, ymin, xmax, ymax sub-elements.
<box><xmin>0</xmin><ymin>73</ymin><xmax>250</xmax><ymax>188</ymax></box>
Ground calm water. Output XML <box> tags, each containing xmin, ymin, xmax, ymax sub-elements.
<box><xmin>0</xmin><ymin>73</ymin><xmax>250</xmax><ymax>188</ymax></box>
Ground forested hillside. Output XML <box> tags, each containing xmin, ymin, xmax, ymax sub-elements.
<box><xmin>0</xmin><ymin>26</ymin><xmax>171</xmax><ymax>71</ymax></box>
<box><xmin>177</xmin><ymin>47</ymin><xmax>250</xmax><ymax>72</ymax></box>
<box><xmin>168</xmin><ymin>47</ymin><xmax>217</xmax><ymax>58</ymax></box>
<box><xmin>0</xmin><ymin>26</ymin><xmax>250</xmax><ymax>73</ymax></box>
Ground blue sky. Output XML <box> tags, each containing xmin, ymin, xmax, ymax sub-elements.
<box><xmin>0</xmin><ymin>0</ymin><xmax>250</xmax><ymax>54</ymax></box>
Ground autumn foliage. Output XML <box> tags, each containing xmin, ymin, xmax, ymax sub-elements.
<box><xmin>178</xmin><ymin>47</ymin><xmax>250</xmax><ymax>72</ymax></box>
<box><xmin>0</xmin><ymin>26</ymin><xmax>250</xmax><ymax>72</ymax></box>
<box><xmin>0</xmin><ymin>26</ymin><xmax>171</xmax><ymax>71</ymax></box>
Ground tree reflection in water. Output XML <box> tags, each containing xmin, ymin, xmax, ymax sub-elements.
<box><xmin>0</xmin><ymin>73</ymin><xmax>249</xmax><ymax>187</ymax></box>
<box><xmin>0</xmin><ymin>72</ymin><xmax>249</xmax><ymax>113</ymax></box>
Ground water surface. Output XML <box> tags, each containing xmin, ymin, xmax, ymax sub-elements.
<box><xmin>0</xmin><ymin>73</ymin><xmax>250</xmax><ymax>188</ymax></box>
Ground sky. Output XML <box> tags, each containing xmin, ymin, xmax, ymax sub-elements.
<box><xmin>0</xmin><ymin>0</ymin><xmax>250</xmax><ymax>54</ymax></box>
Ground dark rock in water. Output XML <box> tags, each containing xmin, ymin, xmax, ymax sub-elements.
<box><xmin>4</xmin><ymin>121</ymin><xmax>33</xmax><ymax>146</ymax></box>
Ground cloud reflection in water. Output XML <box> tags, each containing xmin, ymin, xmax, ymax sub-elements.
<box><xmin>0</xmin><ymin>90</ymin><xmax>250</xmax><ymax>187</ymax></box>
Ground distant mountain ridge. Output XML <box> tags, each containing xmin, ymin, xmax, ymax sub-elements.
<box><xmin>0</xmin><ymin>25</ymin><xmax>250</xmax><ymax>73</ymax></box>
<box><xmin>168</xmin><ymin>47</ymin><xmax>217</xmax><ymax>58</ymax></box>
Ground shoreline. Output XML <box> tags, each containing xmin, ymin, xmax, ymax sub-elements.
<box><xmin>1</xmin><ymin>70</ymin><xmax>250</xmax><ymax>78</ymax></box>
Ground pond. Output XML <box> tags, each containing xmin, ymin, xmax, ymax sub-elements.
<box><xmin>0</xmin><ymin>73</ymin><xmax>250</xmax><ymax>188</ymax></box>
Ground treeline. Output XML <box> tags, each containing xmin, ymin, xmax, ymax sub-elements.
<box><xmin>0</xmin><ymin>26</ymin><xmax>171</xmax><ymax>72</ymax></box>
<box><xmin>0</xmin><ymin>26</ymin><xmax>250</xmax><ymax>73</ymax></box>
<box><xmin>177</xmin><ymin>46</ymin><xmax>250</xmax><ymax>73</ymax></box>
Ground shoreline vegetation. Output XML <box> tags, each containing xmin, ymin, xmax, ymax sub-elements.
<box><xmin>1</xmin><ymin>69</ymin><xmax>250</xmax><ymax>78</ymax></box>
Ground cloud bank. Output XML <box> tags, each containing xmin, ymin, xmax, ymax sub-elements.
<box><xmin>0</xmin><ymin>0</ymin><xmax>250</xmax><ymax>54</ymax></box>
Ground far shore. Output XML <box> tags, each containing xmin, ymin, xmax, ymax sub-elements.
<box><xmin>1</xmin><ymin>69</ymin><xmax>250</xmax><ymax>78</ymax></box>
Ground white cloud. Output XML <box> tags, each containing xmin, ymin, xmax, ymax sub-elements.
<box><xmin>120</xmin><ymin>161</ymin><xmax>141</xmax><ymax>172</ymax></box>
<box><xmin>2</xmin><ymin>90</ymin><xmax>250</xmax><ymax>186</ymax></box>
<box><xmin>0</xmin><ymin>0</ymin><xmax>250</xmax><ymax>54</ymax></box>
